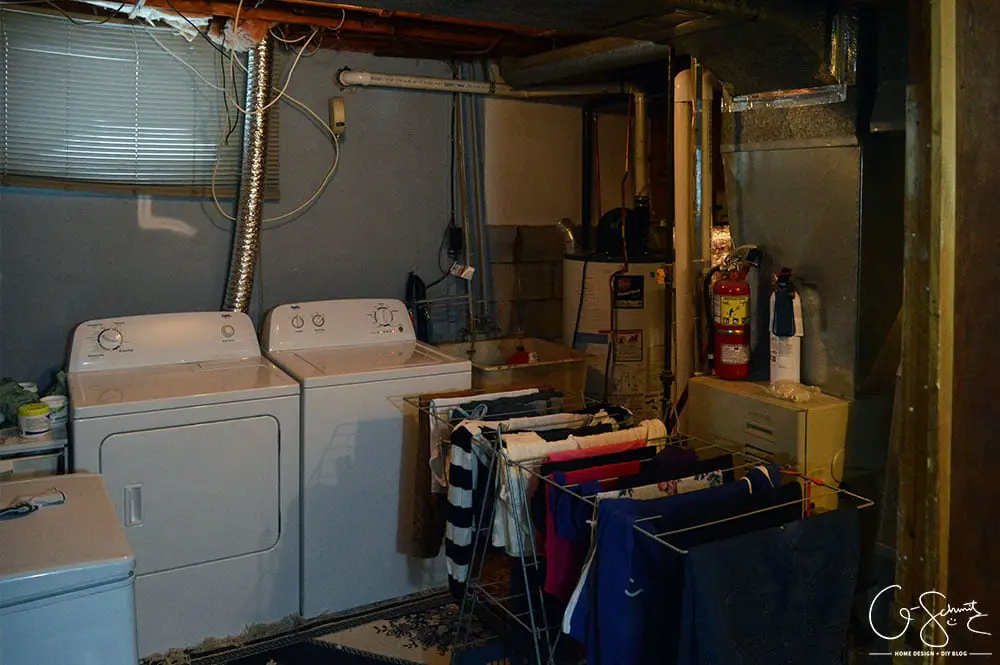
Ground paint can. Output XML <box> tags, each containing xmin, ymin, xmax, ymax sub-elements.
<box><xmin>18</xmin><ymin>402</ymin><xmax>51</xmax><ymax>438</ymax></box>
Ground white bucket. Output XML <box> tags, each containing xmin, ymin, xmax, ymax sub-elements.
<box><xmin>41</xmin><ymin>396</ymin><xmax>69</xmax><ymax>426</ymax></box>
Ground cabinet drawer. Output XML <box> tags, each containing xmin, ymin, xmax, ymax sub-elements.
<box><xmin>0</xmin><ymin>452</ymin><xmax>64</xmax><ymax>480</ymax></box>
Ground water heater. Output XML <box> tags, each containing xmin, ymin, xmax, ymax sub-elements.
<box><xmin>562</xmin><ymin>255</ymin><xmax>668</xmax><ymax>419</ymax></box>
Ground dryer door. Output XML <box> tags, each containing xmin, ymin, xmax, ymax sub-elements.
<box><xmin>100</xmin><ymin>417</ymin><xmax>280</xmax><ymax>575</ymax></box>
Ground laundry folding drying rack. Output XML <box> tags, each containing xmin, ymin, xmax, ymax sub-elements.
<box><xmin>406</xmin><ymin>390</ymin><xmax>874</xmax><ymax>665</ymax></box>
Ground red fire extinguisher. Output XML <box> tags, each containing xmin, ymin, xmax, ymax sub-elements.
<box><xmin>712</xmin><ymin>266</ymin><xmax>751</xmax><ymax>380</ymax></box>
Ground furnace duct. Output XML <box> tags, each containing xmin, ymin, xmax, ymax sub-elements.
<box><xmin>223</xmin><ymin>36</ymin><xmax>273</xmax><ymax>313</ymax></box>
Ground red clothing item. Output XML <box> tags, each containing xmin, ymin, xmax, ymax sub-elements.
<box><xmin>546</xmin><ymin>439</ymin><xmax>647</xmax><ymax>464</ymax></box>
<box><xmin>536</xmin><ymin>440</ymin><xmax>647</xmax><ymax>551</ymax></box>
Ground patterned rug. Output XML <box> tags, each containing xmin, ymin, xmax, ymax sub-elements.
<box><xmin>148</xmin><ymin>590</ymin><xmax>509</xmax><ymax>665</ymax></box>
<box><xmin>309</xmin><ymin>600</ymin><xmax>507</xmax><ymax>665</ymax></box>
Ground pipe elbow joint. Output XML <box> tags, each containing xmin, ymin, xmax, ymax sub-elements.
<box><xmin>336</xmin><ymin>67</ymin><xmax>369</xmax><ymax>89</ymax></box>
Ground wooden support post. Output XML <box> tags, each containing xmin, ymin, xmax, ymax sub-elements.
<box><xmin>897</xmin><ymin>1</ymin><xmax>998</xmax><ymax>661</ymax></box>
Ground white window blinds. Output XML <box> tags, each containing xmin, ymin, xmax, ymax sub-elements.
<box><xmin>0</xmin><ymin>9</ymin><xmax>279</xmax><ymax>198</ymax></box>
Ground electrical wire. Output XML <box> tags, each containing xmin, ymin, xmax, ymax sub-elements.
<box><xmin>570</xmin><ymin>259</ymin><xmax>588</xmax><ymax>351</ymax></box>
<box><xmin>139</xmin><ymin>13</ymin><xmax>341</xmax><ymax>228</ymax></box>
<box><xmin>425</xmin><ymin>90</ymin><xmax>460</xmax><ymax>289</ymax></box>
<box><xmin>603</xmin><ymin>268</ymin><xmax>624</xmax><ymax>401</ymax></box>
<box><xmin>41</xmin><ymin>0</ymin><xmax>125</xmax><ymax>25</ymax></box>
<box><xmin>269</xmin><ymin>25</ymin><xmax>312</xmax><ymax>44</ymax></box>
<box><xmin>424</xmin><ymin>226</ymin><xmax>452</xmax><ymax>289</ymax></box>
<box><xmin>297</xmin><ymin>28</ymin><xmax>325</xmax><ymax>57</ymax></box>
<box><xmin>143</xmin><ymin>0</ymin><xmax>326</xmax><ymax>220</ymax></box>
<box><xmin>605</xmin><ymin>98</ymin><xmax>635</xmax><ymax>401</ymax></box>
<box><xmin>619</xmin><ymin>95</ymin><xmax>634</xmax><ymax>272</ymax></box>
<box><xmin>224</xmin><ymin>21</ymin><xmax>318</xmax><ymax>116</ymax></box>
<box><xmin>220</xmin><ymin>42</ymin><xmax>238</xmax><ymax>144</ymax></box>
<box><xmin>211</xmin><ymin>93</ymin><xmax>340</xmax><ymax>227</ymax></box>
<box><xmin>142</xmin><ymin>25</ymin><xmax>226</xmax><ymax>92</ymax></box>
<box><xmin>224</xmin><ymin>0</ymin><xmax>319</xmax><ymax>116</ymax></box>
<box><xmin>160</xmin><ymin>0</ymin><xmax>226</xmax><ymax>57</ymax></box>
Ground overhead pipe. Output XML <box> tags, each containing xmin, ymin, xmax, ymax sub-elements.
<box><xmin>338</xmin><ymin>69</ymin><xmax>636</xmax><ymax>100</ymax></box>
<box><xmin>673</xmin><ymin>68</ymin><xmax>695</xmax><ymax>412</ymax></box>
<box><xmin>337</xmin><ymin>68</ymin><xmax>649</xmax><ymax>211</ymax></box>
<box><xmin>500</xmin><ymin>37</ymin><xmax>672</xmax><ymax>88</ymax></box>
<box><xmin>672</xmin><ymin>65</ymin><xmax>714</xmax><ymax>421</ymax></box>
<box><xmin>692</xmin><ymin>64</ymin><xmax>715</xmax><ymax>371</ymax></box>
<box><xmin>223</xmin><ymin>36</ymin><xmax>273</xmax><ymax>313</ymax></box>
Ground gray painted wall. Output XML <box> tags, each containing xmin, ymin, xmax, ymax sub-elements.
<box><xmin>0</xmin><ymin>51</ymin><xmax>452</xmax><ymax>388</ymax></box>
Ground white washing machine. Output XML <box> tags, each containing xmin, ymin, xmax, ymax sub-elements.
<box><xmin>1</xmin><ymin>474</ymin><xmax>137</xmax><ymax>665</ymax></box>
<box><xmin>263</xmin><ymin>299</ymin><xmax>471</xmax><ymax>618</ymax></box>
<box><xmin>68</xmin><ymin>311</ymin><xmax>300</xmax><ymax>657</ymax></box>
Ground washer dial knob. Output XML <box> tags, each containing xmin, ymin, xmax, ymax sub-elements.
<box><xmin>97</xmin><ymin>328</ymin><xmax>123</xmax><ymax>351</ymax></box>
<box><xmin>291</xmin><ymin>315</ymin><xmax>305</xmax><ymax>329</ymax></box>
<box><xmin>312</xmin><ymin>314</ymin><xmax>325</xmax><ymax>328</ymax></box>
<box><xmin>221</xmin><ymin>325</ymin><xmax>235</xmax><ymax>338</ymax></box>
<box><xmin>374</xmin><ymin>307</ymin><xmax>393</xmax><ymax>326</ymax></box>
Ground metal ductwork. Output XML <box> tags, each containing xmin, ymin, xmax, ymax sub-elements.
<box><xmin>499</xmin><ymin>37</ymin><xmax>670</xmax><ymax>87</ymax></box>
<box><xmin>223</xmin><ymin>36</ymin><xmax>274</xmax><ymax>313</ymax></box>
<box><xmin>329</xmin><ymin>0</ymin><xmax>885</xmax><ymax>96</ymax></box>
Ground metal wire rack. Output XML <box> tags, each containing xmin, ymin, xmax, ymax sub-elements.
<box><xmin>405</xmin><ymin>388</ymin><xmax>608</xmax><ymax>665</ymax></box>
<box><xmin>405</xmin><ymin>389</ymin><xmax>873</xmax><ymax>665</ymax></box>
<box><xmin>509</xmin><ymin>432</ymin><xmax>875</xmax><ymax>555</ymax></box>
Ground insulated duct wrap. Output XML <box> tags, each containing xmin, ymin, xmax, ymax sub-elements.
<box><xmin>224</xmin><ymin>36</ymin><xmax>273</xmax><ymax>313</ymax></box>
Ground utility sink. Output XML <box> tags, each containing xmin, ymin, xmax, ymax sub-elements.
<box><xmin>436</xmin><ymin>337</ymin><xmax>588</xmax><ymax>395</ymax></box>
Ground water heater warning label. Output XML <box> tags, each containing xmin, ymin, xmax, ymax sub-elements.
<box><xmin>613</xmin><ymin>330</ymin><xmax>643</xmax><ymax>362</ymax></box>
<box><xmin>614</xmin><ymin>275</ymin><xmax>644</xmax><ymax>309</ymax></box>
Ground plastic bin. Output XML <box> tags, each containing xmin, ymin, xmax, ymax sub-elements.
<box><xmin>436</xmin><ymin>338</ymin><xmax>588</xmax><ymax>395</ymax></box>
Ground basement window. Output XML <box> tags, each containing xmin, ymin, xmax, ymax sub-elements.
<box><xmin>0</xmin><ymin>8</ymin><xmax>279</xmax><ymax>199</ymax></box>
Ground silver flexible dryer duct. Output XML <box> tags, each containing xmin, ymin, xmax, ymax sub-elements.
<box><xmin>223</xmin><ymin>36</ymin><xmax>274</xmax><ymax>313</ymax></box>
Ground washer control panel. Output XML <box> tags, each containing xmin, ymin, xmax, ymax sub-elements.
<box><xmin>69</xmin><ymin>311</ymin><xmax>261</xmax><ymax>373</ymax></box>
<box><xmin>263</xmin><ymin>298</ymin><xmax>415</xmax><ymax>352</ymax></box>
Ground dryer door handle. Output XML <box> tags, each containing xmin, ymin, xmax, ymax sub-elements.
<box><xmin>124</xmin><ymin>484</ymin><xmax>143</xmax><ymax>526</ymax></box>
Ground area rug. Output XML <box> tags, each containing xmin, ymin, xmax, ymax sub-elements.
<box><xmin>149</xmin><ymin>590</ymin><xmax>511</xmax><ymax>665</ymax></box>
<box><xmin>309</xmin><ymin>598</ymin><xmax>508</xmax><ymax>665</ymax></box>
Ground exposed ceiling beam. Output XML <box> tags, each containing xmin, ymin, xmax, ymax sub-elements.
<box><xmin>134</xmin><ymin>0</ymin><xmax>574</xmax><ymax>56</ymax></box>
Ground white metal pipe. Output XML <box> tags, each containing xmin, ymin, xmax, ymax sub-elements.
<box><xmin>338</xmin><ymin>69</ymin><xmax>634</xmax><ymax>99</ymax></box>
<box><xmin>700</xmin><ymin>71</ymin><xmax>714</xmax><ymax>271</ymax></box>
<box><xmin>673</xmin><ymin>69</ymin><xmax>695</xmax><ymax>409</ymax></box>
<box><xmin>339</xmin><ymin>68</ymin><xmax>651</xmax><ymax>215</ymax></box>
<box><xmin>693</xmin><ymin>69</ymin><xmax>715</xmax><ymax>376</ymax></box>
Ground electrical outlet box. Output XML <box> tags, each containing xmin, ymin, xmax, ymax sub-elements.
<box><xmin>329</xmin><ymin>97</ymin><xmax>346</xmax><ymax>138</ymax></box>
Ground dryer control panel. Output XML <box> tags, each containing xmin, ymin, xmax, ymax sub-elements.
<box><xmin>68</xmin><ymin>311</ymin><xmax>261</xmax><ymax>373</ymax></box>
<box><xmin>263</xmin><ymin>299</ymin><xmax>415</xmax><ymax>351</ymax></box>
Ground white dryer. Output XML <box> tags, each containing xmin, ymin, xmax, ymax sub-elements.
<box><xmin>69</xmin><ymin>312</ymin><xmax>300</xmax><ymax>657</ymax></box>
<box><xmin>263</xmin><ymin>299</ymin><xmax>471</xmax><ymax>618</ymax></box>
